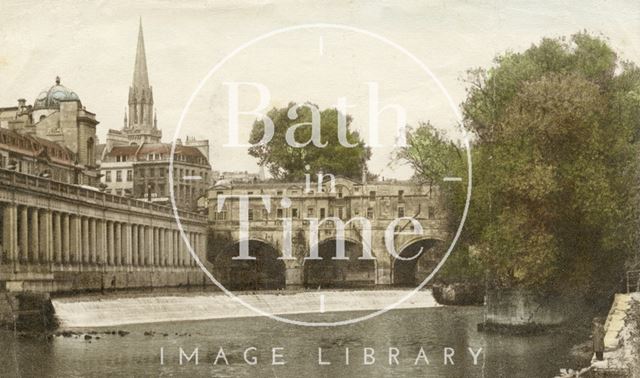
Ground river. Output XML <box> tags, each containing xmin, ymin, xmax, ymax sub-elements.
<box><xmin>0</xmin><ymin>305</ymin><xmax>588</xmax><ymax>377</ymax></box>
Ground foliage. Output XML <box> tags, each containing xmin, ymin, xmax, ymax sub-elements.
<box><xmin>248</xmin><ymin>103</ymin><xmax>370</xmax><ymax>181</ymax></box>
<box><xmin>400</xmin><ymin>32</ymin><xmax>640</xmax><ymax>294</ymax></box>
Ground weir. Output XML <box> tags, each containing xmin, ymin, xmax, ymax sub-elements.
<box><xmin>51</xmin><ymin>290</ymin><xmax>440</xmax><ymax>328</ymax></box>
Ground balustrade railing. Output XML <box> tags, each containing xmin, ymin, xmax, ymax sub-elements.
<box><xmin>0</xmin><ymin>168</ymin><xmax>206</xmax><ymax>223</ymax></box>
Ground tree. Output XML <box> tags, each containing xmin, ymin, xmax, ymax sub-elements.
<box><xmin>401</xmin><ymin>32</ymin><xmax>640</xmax><ymax>295</ymax></box>
<box><xmin>248</xmin><ymin>103</ymin><xmax>370</xmax><ymax>181</ymax></box>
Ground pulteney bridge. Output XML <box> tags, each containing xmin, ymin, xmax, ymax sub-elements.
<box><xmin>208</xmin><ymin>176</ymin><xmax>450</xmax><ymax>290</ymax></box>
<box><xmin>0</xmin><ymin>168</ymin><xmax>209</xmax><ymax>294</ymax></box>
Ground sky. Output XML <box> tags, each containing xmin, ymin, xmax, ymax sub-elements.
<box><xmin>0</xmin><ymin>0</ymin><xmax>639</xmax><ymax>179</ymax></box>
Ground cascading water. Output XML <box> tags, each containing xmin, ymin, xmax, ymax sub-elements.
<box><xmin>51</xmin><ymin>290</ymin><xmax>440</xmax><ymax>328</ymax></box>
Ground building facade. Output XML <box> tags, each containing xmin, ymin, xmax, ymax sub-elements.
<box><xmin>208</xmin><ymin>176</ymin><xmax>447</xmax><ymax>289</ymax></box>
<box><xmin>0</xmin><ymin>78</ymin><xmax>100</xmax><ymax>186</ymax></box>
<box><xmin>99</xmin><ymin>21</ymin><xmax>212</xmax><ymax>209</ymax></box>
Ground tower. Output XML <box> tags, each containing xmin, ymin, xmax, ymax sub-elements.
<box><xmin>125</xmin><ymin>19</ymin><xmax>161</xmax><ymax>144</ymax></box>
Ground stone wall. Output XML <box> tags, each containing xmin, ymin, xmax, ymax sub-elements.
<box><xmin>480</xmin><ymin>289</ymin><xmax>582</xmax><ymax>332</ymax></box>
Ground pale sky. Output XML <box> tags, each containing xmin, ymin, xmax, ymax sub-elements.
<box><xmin>0</xmin><ymin>0</ymin><xmax>638</xmax><ymax>179</ymax></box>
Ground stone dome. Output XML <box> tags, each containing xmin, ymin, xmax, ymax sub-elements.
<box><xmin>34</xmin><ymin>76</ymin><xmax>80</xmax><ymax>110</ymax></box>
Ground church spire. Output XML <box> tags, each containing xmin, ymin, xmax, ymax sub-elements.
<box><xmin>125</xmin><ymin>18</ymin><xmax>161</xmax><ymax>143</ymax></box>
<box><xmin>132</xmin><ymin>18</ymin><xmax>150</xmax><ymax>89</ymax></box>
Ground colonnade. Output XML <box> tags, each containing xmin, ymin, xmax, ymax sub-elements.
<box><xmin>1</xmin><ymin>203</ymin><xmax>206</xmax><ymax>269</ymax></box>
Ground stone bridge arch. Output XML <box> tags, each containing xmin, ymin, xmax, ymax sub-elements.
<box><xmin>302</xmin><ymin>236</ymin><xmax>377</xmax><ymax>288</ymax></box>
<box><xmin>208</xmin><ymin>236</ymin><xmax>286</xmax><ymax>290</ymax></box>
<box><xmin>391</xmin><ymin>237</ymin><xmax>446</xmax><ymax>286</ymax></box>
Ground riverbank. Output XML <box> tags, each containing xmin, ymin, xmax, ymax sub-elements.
<box><xmin>589</xmin><ymin>292</ymin><xmax>640</xmax><ymax>377</ymax></box>
<box><xmin>52</xmin><ymin>289</ymin><xmax>441</xmax><ymax>328</ymax></box>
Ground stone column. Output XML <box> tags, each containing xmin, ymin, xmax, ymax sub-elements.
<box><xmin>147</xmin><ymin>226</ymin><xmax>154</xmax><ymax>266</ymax></box>
<box><xmin>169</xmin><ymin>230</ymin><xmax>174</xmax><ymax>267</ymax></box>
<box><xmin>107</xmin><ymin>221</ymin><xmax>114</xmax><ymax>266</ymax></box>
<box><xmin>69</xmin><ymin>215</ymin><xmax>80</xmax><ymax>264</ymax></box>
<box><xmin>53</xmin><ymin>212</ymin><xmax>62</xmax><ymax>263</ymax></box>
<box><xmin>43</xmin><ymin>210</ymin><xmax>52</xmax><ymax>263</ymax></box>
<box><xmin>1</xmin><ymin>204</ymin><xmax>18</xmax><ymax>263</ymax></box>
<box><xmin>132</xmin><ymin>225</ymin><xmax>138</xmax><ymax>266</ymax></box>
<box><xmin>62</xmin><ymin>214</ymin><xmax>70</xmax><ymax>264</ymax></box>
<box><xmin>89</xmin><ymin>218</ymin><xmax>97</xmax><ymax>264</ymax></box>
<box><xmin>81</xmin><ymin>217</ymin><xmax>89</xmax><ymax>264</ymax></box>
<box><xmin>97</xmin><ymin>220</ymin><xmax>105</xmax><ymax>265</ymax></box>
<box><xmin>124</xmin><ymin>224</ymin><xmax>132</xmax><ymax>266</ymax></box>
<box><xmin>115</xmin><ymin>223</ymin><xmax>122</xmax><ymax>266</ymax></box>
<box><xmin>154</xmin><ymin>227</ymin><xmax>160</xmax><ymax>266</ymax></box>
<box><xmin>19</xmin><ymin>206</ymin><xmax>28</xmax><ymax>264</ymax></box>
<box><xmin>139</xmin><ymin>226</ymin><xmax>145</xmax><ymax>266</ymax></box>
<box><xmin>30</xmin><ymin>208</ymin><xmax>39</xmax><ymax>263</ymax></box>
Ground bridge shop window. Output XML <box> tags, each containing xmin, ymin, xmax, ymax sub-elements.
<box><xmin>427</xmin><ymin>206</ymin><xmax>436</xmax><ymax>219</ymax></box>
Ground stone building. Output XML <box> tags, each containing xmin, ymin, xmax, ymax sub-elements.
<box><xmin>208</xmin><ymin>176</ymin><xmax>446</xmax><ymax>289</ymax></box>
<box><xmin>0</xmin><ymin>77</ymin><xmax>100</xmax><ymax>186</ymax></box>
<box><xmin>98</xmin><ymin>20</ymin><xmax>212</xmax><ymax>209</ymax></box>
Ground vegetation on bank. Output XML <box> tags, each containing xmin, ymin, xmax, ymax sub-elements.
<box><xmin>400</xmin><ymin>32</ymin><xmax>640</xmax><ymax>297</ymax></box>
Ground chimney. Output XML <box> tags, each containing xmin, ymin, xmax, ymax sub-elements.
<box><xmin>17</xmin><ymin>98</ymin><xmax>26</xmax><ymax>110</ymax></box>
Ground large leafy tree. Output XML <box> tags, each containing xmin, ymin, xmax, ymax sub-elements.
<box><xmin>400</xmin><ymin>33</ymin><xmax>640</xmax><ymax>295</ymax></box>
<box><xmin>248</xmin><ymin>103</ymin><xmax>370</xmax><ymax>181</ymax></box>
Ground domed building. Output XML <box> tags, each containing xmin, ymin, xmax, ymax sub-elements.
<box><xmin>34</xmin><ymin>76</ymin><xmax>81</xmax><ymax>110</ymax></box>
<box><xmin>0</xmin><ymin>76</ymin><xmax>100</xmax><ymax>186</ymax></box>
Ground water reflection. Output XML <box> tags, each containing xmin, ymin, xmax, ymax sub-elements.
<box><xmin>0</xmin><ymin>306</ymin><xmax>586</xmax><ymax>377</ymax></box>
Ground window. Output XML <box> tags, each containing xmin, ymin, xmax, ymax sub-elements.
<box><xmin>277</xmin><ymin>208</ymin><xmax>284</xmax><ymax>218</ymax></box>
<box><xmin>126</xmin><ymin>170</ymin><xmax>133</xmax><ymax>182</ymax></box>
<box><xmin>292</xmin><ymin>208</ymin><xmax>299</xmax><ymax>219</ymax></box>
<box><xmin>276</xmin><ymin>190</ymin><xmax>283</xmax><ymax>196</ymax></box>
<box><xmin>105</xmin><ymin>170</ymin><xmax>112</xmax><ymax>182</ymax></box>
<box><xmin>320</xmin><ymin>208</ymin><xmax>326</xmax><ymax>218</ymax></box>
<box><xmin>262</xmin><ymin>209</ymin><xmax>269</xmax><ymax>220</ymax></box>
<box><xmin>158</xmin><ymin>184</ymin><xmax>165</xmax><ymax>195</ymax></box>
<box><xmin>116</xmin><ymin>171</ymin><xmax>122</xmax><ymax>182</ymax></box>
<box><xmin>116</xmin><ymin>189</ymin><xmax>123</xmax><ymax>196</ymax></box>
<box><xmin>149</xmin><ymin>168</ymin><xmax>155</xmax><ymax>177</ymax></box>
<box><xmin>248</xmin><ymin>208</ymin><xmax>254</xmax><ymax>221</ymax></box>
<box><xmin>140</xmin><ymin>168</ymin><xmax>145</xmax><ymax>178</ymax></box>
<box><xmin>159</xmin><ymin>169</ymin><xmax>165</xmax><ymax>178</ymax></box>
<box><xmin>398</xmin><ymin>206</ymin><xmax>405</xmax><ymax>217</ymax></box>
<box><xmin>428</xmin><ymin>206</ymin><xmax>436</xmax><ymax>220</ymax></box>
<box><xmin>307</xmin><ymin>207</ymin><xmax>315</xmax><ymax>217</ymax></box>
<box><xmin>367</xmin><ymin>207</ymin><xmax>374</xmax><ymax>219</ymax></box>
<box><xmin>369</xmin><ymin>191</ymin><xmax>376</xmax><ymax>200</ymax></box>
<box><xmin>337</xmin><ymin>207</ymin><xmax>344</xmax><ymax>219</ymax></box>
<box><xmin>338</xmin><ymin>189</ymin><xmax>343</xmax><ymax>198</ymax></box>
<box><xmin>216</xmin><ymin>207</ymin><xmax>227</xmax><ymax>220</ymax></box>
<box><xmin>398</xmin><ymin>190</ymin><xmax>404</xmax><ymax>201</ymax></box>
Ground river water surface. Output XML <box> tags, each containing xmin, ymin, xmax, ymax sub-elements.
<box><xmin>0</xmin><ymin>305</ymin><xmax>588</xmax><ymax>377</ymax></box>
